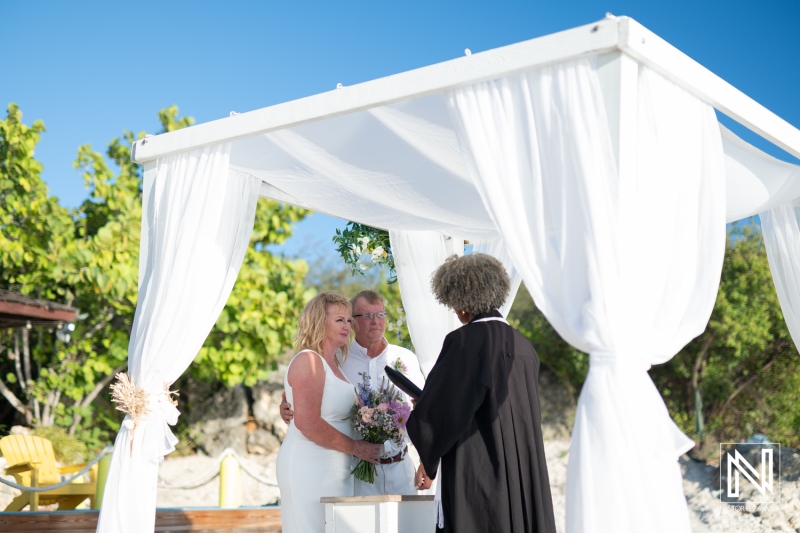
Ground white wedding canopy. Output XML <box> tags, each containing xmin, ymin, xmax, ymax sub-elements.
<box><xmin>98</xmin><ymin>16</ymin><xmax>800</xmax><ymax>533</ymax></box>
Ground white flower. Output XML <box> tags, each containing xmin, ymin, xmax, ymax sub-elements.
<box><xmin>358</xmin><ymin>263</ymin><xmax>369</xmax><ymax>271</ymax></box>
<box><xmin>360</xmin><ymin>236</ymin><xmax>371</xmax><ymax>246</ymax></box>
<box><xmin>371</xmin><ymin>246</ymin><xmax>385</xmax><ymax>262</ymax></box>
<box><xmin>352</xmin><ymin>245</ymin><xmax>361</xmax><ymax>255</ymax></box>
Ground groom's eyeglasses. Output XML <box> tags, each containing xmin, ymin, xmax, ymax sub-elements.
<box><xmin>353</xmin><ymin>312</ymin><xmax>387</xmax><ymax>320</ymax></box>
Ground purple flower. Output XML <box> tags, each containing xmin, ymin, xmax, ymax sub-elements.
<box><xmin>356</xmin><ymin>372</ymin><xmax>372</xmax><ymax>405</ymax></box>
<box><xmin>390</xmin><ymin>401</ymin><xmax>411</xmax><ymax>429</ymax></box>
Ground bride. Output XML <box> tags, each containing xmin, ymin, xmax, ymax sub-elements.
<box><xmin>277</xmin><ymin>292</ymin><xmax>381</xmax><ymax>532</ymax></box>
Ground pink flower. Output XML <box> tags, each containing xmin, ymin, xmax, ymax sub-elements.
<box><xmin>393</xmin><ymin>358</ymin><xmax>408</xmax><ymax>374</ymax></box>
<box><xmin>360</xmin><ymin>406</ymin><xmax>373</xmax><ymax>422</ymax></box>
<box><xmin>377</xmin><ymin>403</ymin><xmax>389</xmax><ymax>412</ymax></box>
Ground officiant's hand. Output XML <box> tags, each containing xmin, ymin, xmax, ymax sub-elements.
<box><xmin>351</xmin><ymin>440</ymin><xmax>381</xmax><ymax>465</ymax></box>
<box><xmin>280</xmin><ymin>391</ymin><xmax>294</xmax><ymax>424</ymax></box>
<box><xmin>416</xmin><ymin>464</ymin><xmax>432</xmax><ymax>490</ymax></box>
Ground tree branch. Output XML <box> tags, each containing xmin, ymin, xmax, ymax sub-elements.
<box><xmin>81</xmin><ymin>365</ymin><xmax>126</xmax><ymax>409</ymax></box>
<box><xmin>33</xmin><ymin>397</ymin><xmax>40</xmax><ymax>424</ymax></box>
<box><xmin>22</xmin><ymin>327</ymin><xmax>32</xmax><ymax>385</ymax></box>
<box><xmin>714</xmin><ymin>351</ymin><xmax>781</xmax><ymax>421</ymax></box>
<box><xmin>691</xmin><ymin>332</ymin><xmax>716</xmax><ymax>392</ymax></box>
<box><xmin>69</xmin><ymin>364</ymin><xmax>126</xmax><ymax>436</ymax></box>
<box><xmin>0</xmin><ymin>377</ymin><xmax>32</xmax><ymax>419</ymax></box>
<box><xmin>42</xmin><ymin>390</ymin><xmax>53</xmax><ymax>426</ymax></box>
<box><xmin>13</xmin><ymin>331</ymin><xmax>24</xmax><ymax>391</ymax></box>
<box><xmin>82</xmin><ymin>309</ymin><xmax>115</xmax><ymax>340</ymax></box>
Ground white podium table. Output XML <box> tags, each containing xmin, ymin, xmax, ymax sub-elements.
<box><xmin>320</xmin><ymin>495</ymin><xmax>435</xmax><ymax>533</ymax></box>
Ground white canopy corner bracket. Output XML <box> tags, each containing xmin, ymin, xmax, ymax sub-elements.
<box><xmin>617</xmin><ymin>17</ymin><xmax>800</xmax><ymax>160</ymax></box>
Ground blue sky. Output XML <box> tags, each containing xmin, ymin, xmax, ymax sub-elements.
<box><xmin>2</xmin><ymin>0</ymin><xmax>798</xmax><ymax>259</ymax></box>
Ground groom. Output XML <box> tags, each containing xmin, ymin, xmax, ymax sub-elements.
<box><xmin>281</xmin><ymin>290</ymin><xmax>427</xmax><ymax>495</ymax></box>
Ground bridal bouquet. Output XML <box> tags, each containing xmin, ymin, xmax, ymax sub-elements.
<box><xmin>350</xmin><ymin>372</ymin><xmax>411</xmax><ymax>483</ymax></box>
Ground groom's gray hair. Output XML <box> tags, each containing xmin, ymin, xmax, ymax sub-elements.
<box><xmin>351</xmin><ymin>290</ymin><xmax>385</xmax><ymax>308</ymax></box>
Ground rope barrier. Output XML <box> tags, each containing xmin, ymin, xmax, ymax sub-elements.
<box><xmin>0</xmin><ymin>446</ymin><xmax>113</xmax><ymax>492</ymax></box>
<box><xmin>157</xmin><ymin>448</ymin><xmax>278</xmax><ymax>489</ymax></box>
<box><xmin>0</xmin><ymin>445</ymin><xmax>278</xmax><ymax>493</ymax></box>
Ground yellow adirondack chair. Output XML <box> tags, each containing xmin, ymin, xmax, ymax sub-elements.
<box><xmin>0</xmin><ymin>434</ymin><xmax>96</xmax><ymax>511</ymax></box>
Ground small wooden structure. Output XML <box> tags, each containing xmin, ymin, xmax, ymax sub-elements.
<box><xmin>0</xmin><ymin>290</ymin><xmax>78</xmax><ymax>329</ymax></box>
<box><xmin>0</xmin><ymin>507</ymin><xmax>282</xmax><ymax>532</ymax></box>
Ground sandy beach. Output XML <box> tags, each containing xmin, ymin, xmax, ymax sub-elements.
<box><xmin>2</xmin><ymin>438</ymin><xmax>798</xmax><ymax>532</ymax></box>
<box><xmin>142</xmin><ymin>441</ymin><xmax>800</xmax><ymax>532</ymax></box>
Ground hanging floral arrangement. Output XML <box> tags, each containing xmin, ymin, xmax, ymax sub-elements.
<box><xmin>332</xmin><ymin>222</ymin><xmax>396</xmax><ymax>282</ymax></box>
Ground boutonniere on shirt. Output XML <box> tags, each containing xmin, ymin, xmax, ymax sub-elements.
<box><xmin>393</xmin><ymin>357</ymin><xmax>408</xmax><ymax>374</ymax></box>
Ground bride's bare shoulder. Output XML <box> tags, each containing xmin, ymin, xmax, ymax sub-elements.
<box><xmin>287</xmin><ymin>350</ymin><xmax>324</xmax><ymax>381</ymax></box>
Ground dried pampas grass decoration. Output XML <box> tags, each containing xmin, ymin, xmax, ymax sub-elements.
<box><xmin>110</xmin><ymin>372</ymin><xmax>179</xmax><ymax>453</ymax></box>
<box><xmin>110</xmin><ymin>372</ymin><xmax>150</xmax><ymax>424</ymax></box>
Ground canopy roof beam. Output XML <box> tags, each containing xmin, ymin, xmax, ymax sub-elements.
<box><xmin>131</xmin><ymin>16</ymin><xmax>800</xmax><ymax>164</ymax></box>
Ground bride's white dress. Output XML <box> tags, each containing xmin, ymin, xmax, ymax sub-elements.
<box><xmin>277</xmin><ymin>351</ymin><xmax>356</xmax><ymax>532</ymax></box>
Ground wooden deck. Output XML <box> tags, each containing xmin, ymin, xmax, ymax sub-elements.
<box><xmin>0</xmin><ymin>507</ymin><xmax>282</xmax><ymax>532</ymax></box>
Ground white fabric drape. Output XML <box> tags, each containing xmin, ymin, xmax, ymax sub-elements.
<box><xmin>722</xmin><ymin>126</ymin><xmax>800</xmax><ymax>222</ymax></box>
<box><xmin>389</xmin><ymin>230</ymin><xmax>463</xmax><ymax>376</ymax></box>
<box><xmin>97</xmin><ymin>145</ymin><xmax>260</xmax><ymax>533</ymax></box>
<box><xmin>230</xmin><ymin>80</ymin><xmax>799</xmax><ymax>237</ymax></box>
<box><xmin>760</xmin><ymin>201</ymin><xmax>800</xmax><ymax>345</ymax></box>
<box><xmin>390</xmin><ymin>229</ymin><xmax>462</xmax><ymax>527</ymax></box>
<box><xmin>449</xmin><ymin>58</ymin><xmax>726</xmax><ymax>533</ymax></box>
<box><xmin>471</xmin><ymin>237</ymin><xmax>522</xmax><ymax>317</ymax></box>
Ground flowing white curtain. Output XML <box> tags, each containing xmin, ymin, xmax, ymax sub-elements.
<box><xmin>389</xmin><ymin>230</ymin><xmax>463</xmax><ymax>376</ymax></box>
<box><xmin>761</xmin><ymin>201</ymin><xmax>800</xmax><ymax>344</ymax></box>
<box><xmin>97</xmin><ymin>145</ymin><xmax>260</xmax><ymax>533</ymax></box>
<box><xmin>449</xmin><ymin>58</ymin><xmax>726</xmax><ymax>533</ymax></box>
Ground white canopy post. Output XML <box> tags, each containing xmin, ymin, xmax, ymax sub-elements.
<box><xmin>97</xmin><ymin>144</ymin><xmax>261</xmax><ymax>533</ymax></box>
<box><xmin>448</xmin><ymin>55</ymin><xmax>726</xmax><ymax>533</ymax></box>
<box><xmin>390</xmin><ymin>230</ymin><xmax>463</xmax><ymax>376</ymax></box>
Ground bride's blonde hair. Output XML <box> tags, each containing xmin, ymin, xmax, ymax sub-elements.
<box><xmin>295</xmin><ymin>292</ymin><xmax>351</xmax><ymax>365</ymax></box>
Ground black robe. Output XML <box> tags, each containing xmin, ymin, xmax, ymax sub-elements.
<box><xmin>406</xmin><ymin>310</ymin><xmax>556</xmax><ymax>533</ymax></box>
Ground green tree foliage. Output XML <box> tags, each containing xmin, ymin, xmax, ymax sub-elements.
<box><xmin>0</xmin><ymin>104</ymin><xmax>311</xmax><ymax>447</ymax></box>
<box><xmin>0</xmin><ymin>104</ymin><xmax>75</xmax><ymax>291</ymax></box>
<box><xmin>0</xmin><ymin>104</ymin><xmax>81</xmax><ymax>432</ymax></box>
<box><xmin>651</xmin><ymin>222</ymin><xmax>799</xmax><ymax>450</ymax></box>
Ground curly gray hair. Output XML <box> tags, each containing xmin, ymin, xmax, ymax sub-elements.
<box><xmin>430</xmin><ymin>253</ymin><xmax>510</xmax><ymax>314</ymax></box>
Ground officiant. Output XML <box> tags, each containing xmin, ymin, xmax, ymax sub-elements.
<box><xmin>406</xmin><ymin>254</ymin><xmax>556</xmax><ymax>533</ymax></box>
<box><xmin>281</xmin><ymin>290</ymin><xmax>427</xmax><ymax>495</ymax></box>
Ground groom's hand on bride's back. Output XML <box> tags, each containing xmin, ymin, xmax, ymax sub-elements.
<box><xmin>280</xmin><ymin>391</ymin><xmax>294</xmax><ymax>424</ymax></box>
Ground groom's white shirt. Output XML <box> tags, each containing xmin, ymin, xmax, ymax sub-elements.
<box><xmin>341</xmin><ymin>339</ymin><xmax>425</xmax><ymax>495</ymax></box>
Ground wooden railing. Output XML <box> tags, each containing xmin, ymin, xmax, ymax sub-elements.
<box><xmin>0</xmin><ymin>507</ymin><xmax>282</xmax><ymax>532</ymax></box>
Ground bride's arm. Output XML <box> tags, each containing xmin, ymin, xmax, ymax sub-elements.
<box><xmin>288</xmin><ymin>352</ymin><xmax>380</xmax><ymax>464</ymax></box>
